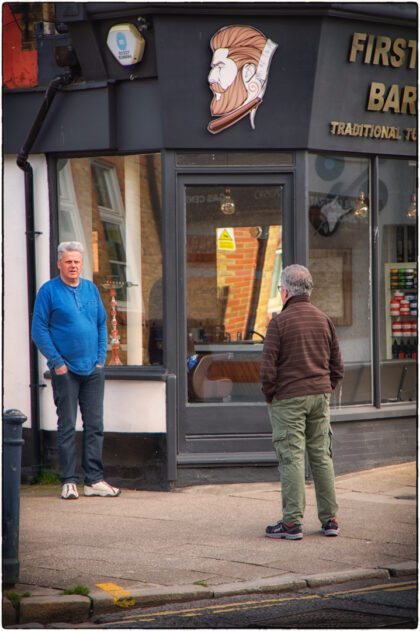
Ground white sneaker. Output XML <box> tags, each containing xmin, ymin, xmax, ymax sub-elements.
<box><xmin>61</xmin><ymin>483</ymin><xmax>79</xmax><ymax>499</ymax></box>
<box><xmin>84</xmin><ymin>480</ymin><xmax>121</xmax><ymax>497</ymax></box>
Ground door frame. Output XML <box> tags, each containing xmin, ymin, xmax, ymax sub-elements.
<box><xmin>175</xmin><ymin>172</ymin><xmax>294</xmax><ymax>460</ymax></box>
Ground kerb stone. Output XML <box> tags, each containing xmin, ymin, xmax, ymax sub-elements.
<box><xmin>19</xmin><ymin>594</ymin><xmax>91</xmax><ymax>625</ymax></box>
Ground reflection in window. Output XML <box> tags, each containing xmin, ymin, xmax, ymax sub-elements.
<box><xmin>379</xmin><ymin>158</ymin><xmax>417</xmax><ymax>403</ymax></box>
<box><xmin>57</xmin><ymin>154</ymin><xmax>163</xmax><ymax>366</ymax></box>
<box><xmin>186</xmin><ymin>184</ymin><xmax>283</xmax><ymax>403</ymax></box>
<box><xmin>308</xmin><ymin>154</ymin><xmax>371</xmax><ymax>407</ymax></box>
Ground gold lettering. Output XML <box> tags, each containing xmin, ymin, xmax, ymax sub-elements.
<box><xmin>367</xmin><ymin>82</ymin><xmax>385</xmax><ymax>111</ymax></box>
<box><xmin>404</xmin><ymin>128</ymin><xmax>416</xmax><ymax>141</ymax></box>
<box><xmin>349</xmin><ymin>33</ymin><xmax>417</xmax><ymax>69</ymax></box>
<box><xmin>390</xmin><ymin>38</ymin><xmax>406</xmax><ymax>68</ymax></box>
<box><xmin>328</xmin><ymin>121</ymin><xmax>408</xmax><ymax>141</ymax></box>
<box><xmin>364</xmin><ymin>35</ymin><xmax>375</xmax><ymax>64</ymax></box>
<box><xmin>349</xmin><ymin>32</ymin><xmax>367</xmax><ymax>62</ymax></box>
<box><xmin>401</xmin><ymin>85</ymin><xmax>417</xmax><ymax>114</ymax></box>
<box><xmin>372</xmin><ymin>36</ymin><xmax>392</xmax><ymax>66</ymax></box>
<box><xmin>383</xmin><ymin>84</ymin><xmax>401</xmax><ymax>113</ymax></box>
<box><xmin>407</xmin><ymin>40</ymin><xmax>417</xmax><ymax>69</ymax></box>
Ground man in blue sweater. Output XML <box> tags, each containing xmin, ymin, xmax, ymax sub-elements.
<box><xmin>32</xmin><ymin>241</ymin><xmax>120</xmax><ymax>500</ymax></box>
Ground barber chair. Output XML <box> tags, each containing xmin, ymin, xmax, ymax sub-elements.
<box><xmin>187</xmin><ymin>332</ymin><xmax>233</xmax><ymax>401</ymax></box>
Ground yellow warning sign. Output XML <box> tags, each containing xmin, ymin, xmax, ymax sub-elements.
<box><xmin>217</xmin><ymin>227</ymin><xmax>236</xmax><ymax>251</ymax></box>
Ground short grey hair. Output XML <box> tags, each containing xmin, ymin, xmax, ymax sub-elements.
<box><xmin>57</xmin><ymin>241</ymin><xmax>84</xmax><ymax>261</ymax></box>
<box><xmin>280</xmin><ymin>264</ymin><xmax>313</xmax><ymax>296</ymax></box>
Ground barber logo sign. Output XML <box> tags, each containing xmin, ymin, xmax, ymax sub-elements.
<box><xmin>207</xmin><ymin>25</ymin><xmax>278</xmax><ymax>134</ymax></box>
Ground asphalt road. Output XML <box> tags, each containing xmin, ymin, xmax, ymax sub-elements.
<box><xmin>90</xmin><ymin>577</ymin><xmax>417</xmax><ymax>628</ymax></box>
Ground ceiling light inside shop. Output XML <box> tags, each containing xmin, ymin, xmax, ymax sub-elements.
<box><xmin>406</xmin><ymin>193</ymin><xmax>416</xmax><ymax>220</ymax></box>
<box><xmin>353</xmin><ymin>191</ymin><xmax>368</xmax><ymax>219</ymax></box>
<box><xmin>220</xmin><ymin>187</ymin><xmax>236</xmax><ymax>215</ymax></box>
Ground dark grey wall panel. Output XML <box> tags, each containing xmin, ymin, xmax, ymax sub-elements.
<box><xmin>4</xmin><ymin>86</ymin><xmax>115</xmax><ymax>154</ymax></box>
<box><xmin>116</xmin><ymin>80</ymin><xmax>163</xmax><ymax>150</ymax></box>
<box><xmin>331</xmin><ymin>416</ymin><xmax>416</xmax><ymax>475</ymax></box>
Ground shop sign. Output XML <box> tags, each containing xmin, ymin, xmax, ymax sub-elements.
<box><xmin>207</xmin><ymin>25</ymin><xmax>277</xmax><ymax>134</ymax></box>
<box><xmin>329</xmin><ymin>31</ymin><xmax>417</xmax><ymax>143</ymax></box>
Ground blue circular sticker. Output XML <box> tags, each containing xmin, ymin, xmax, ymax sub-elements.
<box><xmin>116</xmin><ymin>32</ymin><xmax>127</xmax><ymax>50</ymax></box>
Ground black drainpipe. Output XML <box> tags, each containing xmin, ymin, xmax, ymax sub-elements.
<box><xmin>16</xmin><ymin>71</ymin><xmax>73</xmax><ymax>476</ymax></box>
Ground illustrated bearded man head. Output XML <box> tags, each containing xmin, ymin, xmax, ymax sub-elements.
<box><xmin>208</xmin><ymin>25</ymin><xmax>278</xmax><ymax>134</ymax></box>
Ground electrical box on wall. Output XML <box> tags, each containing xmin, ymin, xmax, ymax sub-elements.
<box><xmin>107</xmin><ymin>23</ymin><xmax>145</xmax><ymax>66</ymax></box>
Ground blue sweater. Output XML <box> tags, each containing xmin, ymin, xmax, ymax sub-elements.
<box><xmin>32</xmin><ymin>276</ymin><xmax>108</xmax><ymax>375</ymax></box>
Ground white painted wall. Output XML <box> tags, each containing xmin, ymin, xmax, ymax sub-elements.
<box><xmin>4</xmin><ymin>154</ymin><xmax>166</xmax><ymax>434</ymax></box>
<box><xmin>3</xmin><ymin>155</ymin><xmax>49</xmax><ymax>426</ymax></box>
<box><xmin>39</xmin><ymin>379</ymin><xmax>166</xmax><ymax>432</ymax></box>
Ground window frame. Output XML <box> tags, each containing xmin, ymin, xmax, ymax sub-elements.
<box><xmin>49</xmin><ymin>151</ymin><xmax>166</xmax><ymax>380</ymax></box>
<box><xmin>307</xmin><ymin>151</ymin><xmax>417</xmax><ymax>410</ymax></box>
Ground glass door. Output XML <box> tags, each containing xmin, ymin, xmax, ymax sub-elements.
<box><xmin>177</xmin><ymin>175</ymin><xmax>292</xmax><ymax>456</ymax></box>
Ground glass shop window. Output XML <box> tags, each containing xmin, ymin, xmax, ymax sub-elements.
<box><xmin>185</xmin><ymin>184</ymin><xmax>283</xmax><ymax>403</ymax></box>
<box><xmin>308</xmin><ymin>154</ymin><xmax>371</xmax><ymax>407</ymax></box>
<box><xmin>57</xmin><ymin>154</ymin><xmax>163</xmax><ymax>366</ymax></box>
<box><xmin>379</xmin><ymin>158</ymin><xmax>417</xmax><ymax>403</ymax></box>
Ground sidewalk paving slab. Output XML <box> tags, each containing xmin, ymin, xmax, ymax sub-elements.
<box><xmin>3</xmin><ymin>462</ymin><xmax>417</xmax><ymax>627</ymax></box>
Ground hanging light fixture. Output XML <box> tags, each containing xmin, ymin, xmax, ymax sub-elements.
<box><xmin>220</xmin><ymin>187</ymin><xmax>236</xmax><ymax>215</ymax></box>
<box><xmin>353</xmin><ymin>191</ymin><xmax>368</xmax><ymax>219</ymax></box>
<box><xmin>406</xmin><ymin>193</ymin><xmax>416</xmax><ymax>220</ymax></box>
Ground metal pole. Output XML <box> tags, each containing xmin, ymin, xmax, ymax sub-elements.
<box><xmin>2</xmin><ymin>409</ymin><xmax>26</xmax><ymax>586</ymax></box>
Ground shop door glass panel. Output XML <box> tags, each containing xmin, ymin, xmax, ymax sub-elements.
<box><xmin>186</xmin><ymin>184</ymin><xmax>283</xmax><ymax>403</ymax></box>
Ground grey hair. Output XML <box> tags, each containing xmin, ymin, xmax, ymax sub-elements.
<box><xmin>280</xmin><ymin>264</ymin><xmax>313</xmax><ymax>296</ymax></box>
<box><xmin>57</xmin><ymin>241</ymin><xmax>84</xmax><ymax>261</ymax></box>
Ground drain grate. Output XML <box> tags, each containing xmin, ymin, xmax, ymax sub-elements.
<box><xmin>256</xmin><ymin>607</ymin><xmax>416</xmax><ymax>628</ymax></box>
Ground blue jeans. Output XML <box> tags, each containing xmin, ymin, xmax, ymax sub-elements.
<box><xmin>51</xmin><ymin>367</ymin><xmax>105</xmax><ymax>485</ymax></box>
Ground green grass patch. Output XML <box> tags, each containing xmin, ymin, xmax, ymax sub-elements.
<box><xmin>4</xmin><ymin>592</ymin><xmax>21</xmax><ymax>609</ymax></box>
<box><xmin>62</xmin><ymin>585</ymin><xmax>90</xmax><ymax>596</ymax></box>
<box><xmin>31</xmin><ymin>468</ymin><xmax>60</xmax><ymax>485</ymax></box>
<box><xmin>193</xmin><ymin>580</ymin><xmax>208</xmax><ymax>588</ymax></box>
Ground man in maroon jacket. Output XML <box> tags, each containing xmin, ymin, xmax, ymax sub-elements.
<box><xmin>261</xmin><ymin>264</ymin><xmax>343</xmax><ymax>540</ymax></box>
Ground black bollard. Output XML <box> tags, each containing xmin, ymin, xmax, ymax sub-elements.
<box><xmin>2</xmin><ymin>409</ymin><xmax>26</xmax><ymax>586</ymax></box>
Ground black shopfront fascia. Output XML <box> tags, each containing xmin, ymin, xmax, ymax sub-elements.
<box><xmin>4</xmin><ymin>3</ymin><xmax>416</xmax><ymax>484</ymax></box>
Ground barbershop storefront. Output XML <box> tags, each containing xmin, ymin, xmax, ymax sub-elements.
<box><xmin>3</xmin><ymin>2</ymin><xmax>417</xmax><ymax>488</ymax></box>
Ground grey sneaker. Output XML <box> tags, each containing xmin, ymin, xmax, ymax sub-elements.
<box><xmin>84</xmin><ymin>480</ymin><xmax>121</xmax><ymax>497</ymax></box>
<box><xmin>322</xmin><ymin>518</ymin><xmax>339</xmax><ymax>536</ymax></box>
<box><xmin>61</xmin><ymin>483</ymin><xmax>79</xmax><ymax>499</ymax></box>
<box><xmin>265</xmin><ymin>520</ymin><xmax>303</xmax><ymax>540</ymax></box>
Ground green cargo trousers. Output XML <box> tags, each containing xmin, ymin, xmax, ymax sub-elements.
<box><xmin>268</xmin><ymin>393</ymin><xmax>338</xmax><ymax>526</ymax></box>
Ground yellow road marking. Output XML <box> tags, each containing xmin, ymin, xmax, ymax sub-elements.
<box><xmin>108</xmin><ymin>592</ymin><xmax>321</xmax><ymax>623</ymax></box>
<box><xmin>385</xmin><ymin>585</ymin><xmax>417</xmax><ymax>593</ymax></box>
<box><xmin>96</xmin><ymin>582</ymin><xmax>135</xmax><ymax>608</ymax></box>
<box><xmin>332</xmin><ymin>580</ymin><xmax>416</xmax><ymax>597</ymax></box>
<box><xmin>93</xmin><ymin>580</ymin><xmax>417</xmax><ymax>624</ymax></box>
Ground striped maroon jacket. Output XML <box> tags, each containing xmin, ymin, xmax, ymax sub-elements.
<box><xmin>260</xmin><ymin>295</ymin><xmax>344</xmax><ymax>403</ymax></box>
